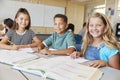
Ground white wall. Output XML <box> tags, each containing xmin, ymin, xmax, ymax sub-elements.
<box><xmin>0</xmin><ymin>0</ymin><xmax>65</xmax><ymax>27</ymax></box>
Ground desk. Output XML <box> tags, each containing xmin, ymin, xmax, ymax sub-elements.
<box><xmin>0</xmin><ymin>63</ymin><xmax>44</xmax><ymax>80</ymax></box>
<box><xmin>0</xmin><ymin>56</ymin><xmax>120</xmax><ymax>80</ymax></box>
<box><xmin>101</xmin><ymin>67</ymin><xmax>120</xmax><ymax>80</ymax></box>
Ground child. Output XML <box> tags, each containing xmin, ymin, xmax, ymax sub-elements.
<box><xmin>0</xmin><ymin>18</ymin><xmax>13</xmax><ymax>36</ymax></box>
<box><xmin>37</xmin><ymin>14</ymin><xmax>76</xmax><ymax>55</ymax></box>
<box><xmin>79</xmin><ymin>22</ymin><xmax>86</xmax><ymax>37</ymax></box>
<box><xmin>0</xmin><ymin>8</ymin><xmax>41</xmax><ymax>50</ymax></box>
<box><xmin>67</xmin><ymin>23</ymin><xmax>75</xmax><ymax>33</ymax></box>
<box><xmin>70</xmin><ymin>12</ymin><xmax>120</xmax><ymax>70</ymax></box>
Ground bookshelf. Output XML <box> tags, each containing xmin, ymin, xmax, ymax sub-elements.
<box><xmin>116</xmin><ymin>23</ymin><xmax>120</xmax><ymax>41</ymax></box>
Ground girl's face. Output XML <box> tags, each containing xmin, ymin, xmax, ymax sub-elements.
<box><xmin>89</xmin><ymin>17</ymin><xmax>106</xmax><ymax>38</ymax></box>
<box><xmin>54</xmin><ymin>17</ymin><xmax>67</xmax><ymax>35</ymax></box>
<box><xmin>15</xmin><ymin>13</ymin><xmax>29</xmax><ymax>29</ymax></box>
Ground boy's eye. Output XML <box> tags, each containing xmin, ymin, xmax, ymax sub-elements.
<box><xmin>54</xmin><ymin>23</ymin><xmax>64</xmax><ymax>25</ymax></box>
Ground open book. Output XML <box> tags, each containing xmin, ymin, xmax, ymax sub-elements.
<box><xmin>0</xmin><ymin>49</ymin><xmax>39</xmax><ymax>65</ymax></box>
<box><xmin>13</xmin><ymin>56</ymin><xmax>103</xmax><ymax>80</ymax></box>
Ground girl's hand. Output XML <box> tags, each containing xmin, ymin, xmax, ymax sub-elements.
<box><xmin>70</xmin><ymin>51</ymin><xmax>81</xmax><ymax>59</ymax></box>
<box><xmin>40</xmin><ymin>48</ymin><xmax>50</xmax><ymax>55</ymax></box>
<box><xmin>11</xmin><ymin>45</ymin><xmax>19</xmax><ymax>50</ymax></box>
<box><xmin>89</xmin><ymin>60</ymin><xmax>107</xmax><ymax>68</ymax></box>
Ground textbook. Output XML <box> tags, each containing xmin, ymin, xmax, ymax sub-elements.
<box><xmin>0</xmin><ymin>49</ymin><xmax>39</xmax><ymax>65</ymax></box>
<box><xmin>13</xmin><ymin>56</ymin><xmax>103</xmax><ymax>80</ymax></box>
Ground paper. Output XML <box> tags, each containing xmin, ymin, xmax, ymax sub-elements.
<box><xmin>19</xmin><ymin>48</ymin><xmax>35</xmax><ymax>53</ymax></box>
<box><xmin>0</xmin><ymin>49</ymin><xmax>39</xmax><ymax>65</ymax></box>
<box><xmin>13</xmin><ymin>56</ymin><xmax>103</xmax><ymax>80</ymax></box>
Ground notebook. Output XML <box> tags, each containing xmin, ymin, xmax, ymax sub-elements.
<box><xmin>0</xmin><ymin>49</ymin><xmax>39</xmax><ymax>65</ymax></box>
<box><xmin>13</xmin><ymin>56</ymin><xmax>103</xmax><ymax>80</ymax></box>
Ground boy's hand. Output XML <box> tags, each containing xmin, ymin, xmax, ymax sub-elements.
<box><xmin>89</xmin><ymin>60</ymin><xmax>107</xmax><ymax>68</ymax></box>
<box><xmin>40</xmin><ymin>48</ymin><xmax>50</xmax><ymax>55</ymax></box>
<box><xmin>33</xmin><ymin>47</ymin><xmax>42</xmax><ymax>53</ymax></box>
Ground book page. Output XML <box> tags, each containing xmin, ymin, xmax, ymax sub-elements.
<box><xmin>0</xmin><ymin>49</ymin><xmax>39</xmax><ymax>65</ymax></box>
<box><xmin>19</xmin><ymin>48</ymin><xmax>35</xmax><ymax>53</ymax></box>
<box><xmin>13</xmin><ymin>56</ymin><xmax>103</xmax><ymax>80</ymax></box>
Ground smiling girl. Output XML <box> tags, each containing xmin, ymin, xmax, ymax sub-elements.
<box><xmin>70</xmin><ymin>12</ymin><xmax>120</xmax><ymax>70</ymax></box>
<box><xmin>0</xmin><ymin>8</ymin><xmax>41</xmax><ymax>50</ymax></box>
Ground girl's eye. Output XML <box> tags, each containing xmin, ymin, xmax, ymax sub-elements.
<box><xmin>89</xmin><ymin>24</ymin><xmax>93</xmax><ymax>27</ymax></box>
<box><xmin>97</xmin><ymin>24</ymin><xmax>102</xmax><ymax>27</ymax></box>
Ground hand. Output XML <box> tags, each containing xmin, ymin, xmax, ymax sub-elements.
<box><xmin>89</xmin><ymin>60</ymin><xmax>107</xmax><ymax>68</ymax></box>
<box><xmin>11</xmin><ymin>45</ymin><xmax>19</xmax><ymax>50</ymax></box>
<box><xmin>33</xmin><ymin>47</ymin><xmax>42</xmax><ymax>53</ymax></box>
<box><xmin>40</xmin><ymin>48</ymin><xmax>50</xmax><ymax>55</ymax></box>
<box><xmin>70</xmin><ymin>51</ymin><xmax>81</xmax><ymax>59</ymax></box>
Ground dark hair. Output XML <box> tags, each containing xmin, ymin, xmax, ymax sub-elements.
<box><xmin>13</xmin><ymin>8</ymin><xmax>31</xmax><ymax>30</ymax></box>
<box><xmin>4</xmin><ymin>18</ymin><xmax>13</xmax><ymax>29</ymax></box>
<box><xmin>54</xmin><ymin>14</ymin><xmax>68</xmax><ymax>23</ymax></box>
<box><xmin>67</xmin><ymin>23</ymin><xmax>75</xmax><ymax>32</ymax></box>
<box><xmin>83</xmin><ymin>22</ymin><xmax>86</xmax><ymax>28</ymax></box>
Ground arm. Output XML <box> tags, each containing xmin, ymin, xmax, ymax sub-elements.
<box><xmin>109</xmin><ymin>53</ymin><xmax>120</xmax><ymax>69</ymax></box>
<box><xmin>40</xmin><ymin>47</ymin><xmax>75</xmax><ymax>55</ymax></box>
<box><xmin>0</xmin><ymin>35</ymin><xmax>19</xmax><ymax>50</ymax></box>
<box><xmin>89</xmin><ymin>53</ymin><xmax>120</xmax><ymax>70</ymax></box>
<box><xmin>0</xmin><ymin>31</ymin><xmax>5</xmax><ymax>36</ymax></box>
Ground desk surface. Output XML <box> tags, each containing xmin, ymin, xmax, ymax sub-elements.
<box><xmin>101</xmin><ymin>67</ymin><xmax>120</xmax><ymax>80</ymax></box>
<box><xmin>0</xmin><ymin>62</ymin><xmax>120</xmax><ymax>80</ymax></box>
<box><xmin>0</xmin><ymin>54</ymin><xmax>120</xmax><ymax>80</ymax></box>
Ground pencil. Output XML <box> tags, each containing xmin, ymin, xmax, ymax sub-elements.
<box><xmin>8</xmin><ymin>40</ymin><xmax>15</xmax><ymax>45</ymax></box>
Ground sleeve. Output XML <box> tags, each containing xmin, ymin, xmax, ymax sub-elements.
<box><xmin>107</xmin><ymin>49</ymin><xmax>119</xmax><ymax>58</ymax></box>
<box><xmin>43</xmin><ymin>34</ymin><xmax>53</xmax><ymax>47</ymax></box>
<box><xmin>6</xmin><ymin>30</ymin><xmax>14</xmax><ymax>39</ymax></box>
<box><xmin>29</xmin><ymin>30</ymin><xmax>36</xmax><ymax>39</ymax></box>
<box><xmin>67</xmin><ymin>32</ymin><xmax>76</xmax><ymax>48</ymax></box>
<box><xmin>100</xmin><ymin>46</ymin><xmax>119</xmax><ymax>62</ymax></box>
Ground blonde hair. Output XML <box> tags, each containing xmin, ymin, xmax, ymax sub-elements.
<box><xmin>81</xmin><ymin>12</ymin><xmax>120</xmax><ymax>55</ymax></box>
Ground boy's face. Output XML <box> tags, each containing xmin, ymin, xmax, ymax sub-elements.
<box><xmin>54</xmin><ymin>17</ymin><xmax>67</xmax><ymax>35</ymax></box>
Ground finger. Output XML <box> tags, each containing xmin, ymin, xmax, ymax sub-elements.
<box><xmin>70</xmin><ymin>53</ymin><xmax>77</xmax><ymax>59</ymax></box>
<box><xmin>96</xmin><ymin>64</ymin><xmax>101</xmax><ymax>68</ymax></box>
<box><xmin>89</xmin><ymin>62</ymin><xmax>98</xmax><ymax>67</ymax></box>
<box><xmin>92</xmin><ymin>63</ymin><xmax>99</xmax><ymax>68</ymax></box>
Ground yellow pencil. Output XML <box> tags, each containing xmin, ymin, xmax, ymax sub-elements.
<box><xmin>8</xmin><ymin>40</ymin><xmax>15</xmax><ymax>45</ymax></box>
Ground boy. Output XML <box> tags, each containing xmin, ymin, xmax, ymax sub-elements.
<box><xmin>37</xmin><ymin>14</ymin><xmax>76</xmax><ymax>55</ymax></box>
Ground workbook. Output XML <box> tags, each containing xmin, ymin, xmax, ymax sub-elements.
<box><xmin>13</xmin><ymin>56</ymin><xmax>103</xmax><ymax>80</ymax></box>
<box><xmin>0</xmin><ymin>49</ymin><xmax>39</xmax><ymax>65</ymax></box>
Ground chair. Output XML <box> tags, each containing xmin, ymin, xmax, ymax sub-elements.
<box><xmin>36</xmin><ymin>34</ymin><xmax>51</xmax><ymax>41</ymax></box>
<box><xmin>75</xmin><ymin>34</ymin><xmax>82</xmax><ymax>44</ymax></box>
<box><xmin>75</xmin><ymin>34</ymin><xmax>82</xmax><ymax>51</ymax></box>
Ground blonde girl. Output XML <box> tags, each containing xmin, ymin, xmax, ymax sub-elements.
<box><xmin>71</xmin><ymin>12</ymin><xmax>120</xmax><ymax>70</ymax></box>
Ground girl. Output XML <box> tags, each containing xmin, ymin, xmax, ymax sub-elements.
<box><xmin>70</xmin><ymin>12</ymin><xmax>120</xmax><ymax>70</ymax></box>
<box><xmin>0</xmin><ymin>8</ymin><xmax>41</xmax><ymax>50</ymax></box>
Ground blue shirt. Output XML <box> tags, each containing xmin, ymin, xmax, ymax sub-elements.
<box><xmin>84</xmin><ymin>44</ymin><xmax>119</xmax><ymax>62</ymax></box>
<box><xmin>43</xmin><ymin>31</ymin><xmax>76</xmax><ymax>50</ymax></box>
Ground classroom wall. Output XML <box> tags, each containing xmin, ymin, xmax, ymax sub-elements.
<box><xmin>66</xmin><ymin>1</ymin><xmax>84</xmax><ymax>33</ymax></box>
<box><xmin>84</xmin><ymin>0</ymin><xmax>105</xmax><ymax>22</ymax></box>
<box><xmin>17</xmin><ymin>0</ymin><xmax>85</xmax><ymax>34</ymax></box>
